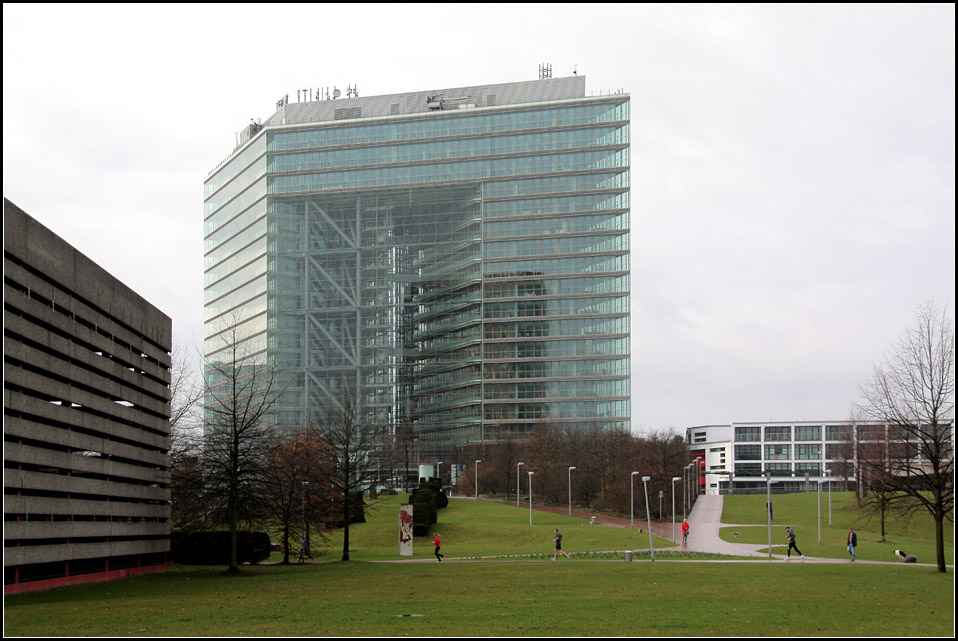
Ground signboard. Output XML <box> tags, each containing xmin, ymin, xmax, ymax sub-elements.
<box><xmin>398</xmin><ymin>504</ymin><xmax>414</xmax><ymax>556</ymax></box>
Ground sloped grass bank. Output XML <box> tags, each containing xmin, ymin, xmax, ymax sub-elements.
<box><xmin>309</xmin><ymin>495</ymin><xmax>675</xmax><ymax>561</ymax></box>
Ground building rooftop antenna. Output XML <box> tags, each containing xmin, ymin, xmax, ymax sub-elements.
<box><xmin>539</xmin><ymin>63</ymin><xmax>552</xmax><ymax>80</ymax></box>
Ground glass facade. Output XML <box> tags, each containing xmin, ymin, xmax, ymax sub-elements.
<box><xmin>204</xmin><ymin>79</ymin><xmax>631</xmax><ymax>446</ymax></box>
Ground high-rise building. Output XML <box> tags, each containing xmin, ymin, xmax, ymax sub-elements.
<box><xmin>204</xmin><ymin>76</ymin><xmax>630</xmax><ymax>450</ymax></box>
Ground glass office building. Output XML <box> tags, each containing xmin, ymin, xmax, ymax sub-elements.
<box><xmin>204</xmin><ymin>76</ymin><xmax>630</xmax><ymax>447</ymax></box>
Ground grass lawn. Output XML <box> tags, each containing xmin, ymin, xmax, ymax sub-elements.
<box><xmin>4</xmin><ymin>494</ymin><xmax>954</xmax><ymax>636</ymax></box>
<box><xmin>718</xmin><ymin>492</ymin><xmax>955</xmax><ymax>565</ymax></box>
<box><xmin>4</xmin><ymin>561</ymin><xmax>953</xmax><ymax>636</ymax></box>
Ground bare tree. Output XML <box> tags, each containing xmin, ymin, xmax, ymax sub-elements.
<box><xmin>202</xmin><ymin>322</ymin><xmax>280</xmax><ymax>573</ymax></box>
<box><xmin>168</xmin><ymin>338</ymin><xmax>209</xmax><ymax>533</ymax></box>
<box><xmin>170</xmin><ymin>337</ymin><xmax>204</xmax><ymax>432</ymax></box>
<box><xmin>526</xmin><ymin>424</ymin><xmax>565</xmax><ymax>503</ymax></box>
<box><xmin>858</xmin><ymin>301</ymin><xmax>954</xmax><ymax>572</ymax></box>
<box><xmin>257</xmin><ymin>431</ymin><xmax>337</xmax><ymax>563</ymax></box>
<box><xmin>855</xmin><ymin>427</ymin><xmax>907</xmax><ymax>541</ymax></box>
<box><xmin>310</xmin><ymin>382</ymin><xmax>387</xmax><ymax>561</ymax></box>
<box><xmin>638</xmin><ymin>429</ymin><xmax>689</xmax><ymax>519</ymax></box>
<box><xmin>393</xmin><ymin>417</ymin><xmax>417</xmax><ymax>492</ymax></box>
<box><xmin>487</xmin><ymin>435</ymin><xmax>522</xmax><ymax>497</ymax></box>
<box><xmin>831</xmin><ymin>418</ymin><xmax>858</xmax><ymax>497</ymax></box>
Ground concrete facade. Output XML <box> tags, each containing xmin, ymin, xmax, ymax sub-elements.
<box><xmin>4</xmin><ymin>198</ymin><xmax>172</xmax><ymax>594</ymax></box>
<box><xmin>685</xmin><ymin>420</ymin><xmax>953</xmax><ymax>495</ymax></box>
<box><xmin>686</xmin><ymin>421</ymin><xmax>863</xmax><ymax>495</ymax></box>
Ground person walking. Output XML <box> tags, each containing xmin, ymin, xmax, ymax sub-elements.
<box><xmin>681</xmin><ymin>519</ymin><xmax>690</xmax><ymax>545</ymax></box>
<box><xmin>785</xmin><ymin>526</ymin><xmax>805</xmax><ymax>561</ymax></box>
<box><xmin>434</xmin><ymin>532</ymin><xmax>444</xmax><ymax>562</ymax></box>
<box><xmin>297</xmin><ymin>535</ymin><xmax>308</xmax><ymax>564</ymax></box>
<box><xmin>552</xmin><ymin>529</ymin><xmax>570</xmax><ymax>560</ymax></box>
<box><xmin>847</xmin><ymin>528</ymin><xmax>857</xmax><ymax>562</ymax></box>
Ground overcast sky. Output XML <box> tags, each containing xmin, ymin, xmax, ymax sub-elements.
<box><xmin>4</xmin><ymin>4</ymin><xmax>954</xmax><ymax>432</ymax></box>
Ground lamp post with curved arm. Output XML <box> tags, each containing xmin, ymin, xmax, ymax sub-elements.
<box><xmin>528</xmin><ymin>471</ymin><xmax>534</xmax><ymax>525</ymax></box>
<box><xmin>517</xmin><ymin>462</ymin><xmax>524</xmax><ymax>506</ymax></box>
<box><xmin>825</xmin><ymin>468</ymin><xmax>832</xmax><ymax>526</ymax></box>
<box><xmin>642</xmin><ymin>476</ymin><xmax>654</xmax><ymax>561</ymax></box>
<box><xmin>301</xmin><ymin>481</ymin><xmax>310</xmax><ymax>559</ymax></box>
<box><xmin>693</xmin><ymin>456</ymin><xmax>703</xmax><ymax>506</ymax></box>
<box><xmin>671</xmin><ymin>476</ymin><xmax>681</xmax><ymax>544</ymax></box>
<box><xmin>765</xmin><ymin>471</ymin><xmax>773</xmax><ymax>558</ymax></box>
<box><xmin>630</xmin><ymin>471</ymin><xmax>640</xmax><ymax>529</ymax></box>
<box><xmin>568</xmin><ymin>466</ymin><xmax>576</xmax><ymax>515</ymax></box>
<box><xmin>474</xmin><ymin>460</ymin><xmax>482</xmax><ymax>499</ymax></box>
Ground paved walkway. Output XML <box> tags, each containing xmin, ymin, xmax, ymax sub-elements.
<box><xmin>682</xmin><ymin>494</ymin><xmax>773</xmax><ymax>557</ymax></box>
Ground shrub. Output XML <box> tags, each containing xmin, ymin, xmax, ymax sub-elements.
<box><xmin>412</xmin><ymin>503</ymin><xmax>431</xmax><ymax>537</ymax></box>
<box><xmin>170</xmin><ymin>531</ymin><xmax>271</xmax><ymax>565</ymax></box>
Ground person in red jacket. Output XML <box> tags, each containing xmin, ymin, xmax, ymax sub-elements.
<box><xmin>434</xmin><ymin>532</ymin><xmax>444</xmax><ymax>562</ymax></box>
<box><xmin>682</xmin><ymin>519</ymin><xmax>690</xmax><ymax>545</ymax></box>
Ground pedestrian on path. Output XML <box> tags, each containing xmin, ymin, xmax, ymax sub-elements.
<box><xmin>682</xmin><ymin>519</ymin><xmax>690</xmax><ymax>545</ymax></box>
<box><xmin>847</xmin><ymin>528</ymin><xmax>857</xmax><ymax>562</ymax></box>
<box><xmin>785</xmin><ymin>526</ymin><xmax>805</xmax><ymax>561</ymax></box>
<box><xmin>552</xmin><ymin>529</ymin><xmax>570</xmax><ymax>560</ymax></box>
<box><xmin>434</xmin><ymin>532</ymin><xmax>444</xmax><ymax>562</ymax></box>
<box><xmin>298</xmin><ymin>535</ymin><xmax>308</xmax><ymax>563</ymax></box>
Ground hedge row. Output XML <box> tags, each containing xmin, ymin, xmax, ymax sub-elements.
<box><xmin>170</xmin><ymin>531</ymin><xmax>272</xmax><ymax>565</ymax></box>
<box><xmin>408</xmin><ymin>477</ymin><xmax>448</xmax><ymax>536</ymax></box>
<box><xmin>324</xmin><ymin>491</ymin><xmax>366</xmax><ymax>527</ymax></box>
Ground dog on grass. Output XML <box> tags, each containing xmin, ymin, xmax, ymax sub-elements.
<box><xmin>894</xmin><ymin>549</ymin><xmax>917</xmax><ymax>563</ymax></box>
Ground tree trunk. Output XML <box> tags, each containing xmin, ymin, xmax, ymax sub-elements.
<box><xmin>935</xmin><ymin>508</ymin><xmax>946</xmax><ymax>573</ymax></box>
<box><xmin>879</xmin><ymin>502</ymin><xmax>886</xmax><ymax>542</ymax></box>
<box><xmin>341</xmin><ymin>491</ymin><xmax>351</xmax><ymax>561</ymax></box>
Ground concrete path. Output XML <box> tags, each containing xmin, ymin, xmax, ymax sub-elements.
<box><xmin>682</xmin><ymin>494</ymin><xmax>771</xmax><ymax>557</ymax></box>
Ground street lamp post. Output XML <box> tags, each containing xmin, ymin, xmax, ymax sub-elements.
<box><xmin>568</xmin><ymin>466</ymin><xmax>576</xmax><ymax>515</ymax></box>
<box><xmin>437</xmin><ymin>461</ymin><xmax>442</xmax><ymax>486</ymax></box>
<box><xmin>301</xmin><ymin>481</ymin><xmax>310</xmax><ymax>558</ymax></box>
<box><xmin>630</xmin><ymin>471</ymin><xmax>640</xmax><ymax>529</ymax></box>
<box><xmin>475</xmin><ymin>460</ymin><xmax>482</xmax><ymax>499</ymax></box>
<box><xmin>517</xmin><ymin>462</ymin><xmax>524</xmax><ymax>506</ymax></box>
<box><xmin>693</xmin><ymin>456</ymin><xmax>703</xmax><ymax>505</ymax></box>
<box><xmin>766</xmin><ymin>471</ymin><xmax>777</xmax><ymax>553</ymax></box>
<box><xmin>671</xmin><ymin>476</ymin><xmax>681</xmax><ymax>544</ymax></box>
<box><xmin>817</xmin><ymin>476</ymin><xmax>822</xmax><ymax>544</ymax></box>
<box><xmin>688</xmin><ymin>461</ymin><xmax>697</xmax><ymax>512</ymax></box>
<box><xmin>528</xmin><ymin>471</ymin><xmax>534</xmax><ymax>525</ymax></box>
<box><xmin>683</xmin><ymin>464</ymin><xmax>691</xmax><ymax>519</ymax></box>
<box><xmin>642</xmin><ymin>476</ymin><xmax>654</xmax><ymax>561</ymax></box>
<box><xmin>825</xmin><ymin>468</ymin><xmax>832</xmax><ymax>526</ymax></box>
